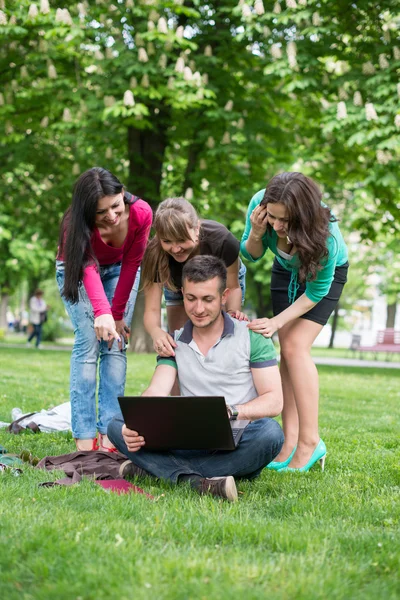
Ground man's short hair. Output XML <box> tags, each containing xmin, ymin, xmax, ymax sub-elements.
<box><xmin>182</xmin><ymin>255</ymin><xmax>227</xmax><ymax>293</ymax></box>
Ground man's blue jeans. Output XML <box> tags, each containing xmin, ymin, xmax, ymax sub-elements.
<box><xmin>56</xmin><ymin>261</ymin><xmax>140</xmax><ymax>439</ymax></box>
<box><xmin>27</xmin><ymin>323</ymin><xmax>43</xmax><ymax>347</ymax></box>
<box><xmin>108</xmin><ymin>417</ymin><xmax>284</xmax><ymax>481</ymax></box>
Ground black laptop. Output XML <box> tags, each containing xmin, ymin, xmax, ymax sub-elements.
<box><xmin>118</xmin><ymin>396</ymin><xmax>249</xmax><ymax>451</ymax></box>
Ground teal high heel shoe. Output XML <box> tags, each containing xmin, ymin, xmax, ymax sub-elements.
<box><xmin>266</xmin><ymin>447</ymin><xmax>297</xmax><ymax>471</ymax></box>
<box><xmin>280</xmin><ymin>439</ymin><xmax>326</xmax><ymax>473</ymax></box>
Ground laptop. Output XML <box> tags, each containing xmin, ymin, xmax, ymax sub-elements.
<box><xmin>118</xmin><ymin>396</ymin><xmax>249</xmax><ymax>451</ymax></box>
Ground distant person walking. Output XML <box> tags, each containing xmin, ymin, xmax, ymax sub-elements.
<box><xmin>241</xmin><ymin>172</ymin><xmax>348</xmax><ymax>473</ymax></box>
<box><xmin>27</xmin><ymin>289</ymin><xmax>48</xmax><ymax>349</ymax></box>
<box><xmin>56</xmin><ymin>167</ymin><xmax>152</xmax><ymax>452</ymax></box>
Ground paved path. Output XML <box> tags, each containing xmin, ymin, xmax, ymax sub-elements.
<box><xmin>1</xmin><ymin>343</ymin><xmax>399</xmax><ymax>369</ymax></box>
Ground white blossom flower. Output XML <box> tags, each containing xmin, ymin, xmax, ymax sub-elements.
<box><xmin>157</xmin><ymin>17</ymin><xmax>168</xmax><ymax>34</ymax></box>
<box><xmin>192</xmin><ymin>71</ymin><xmax>202</xmax><ymax>86</ymax></box>
<box><xmin>104</xmin><ymin>96</ymin><xmax>116</xmax><ymax>107</ymax></box>
<box><xmin>397</xmin><ymin>83</ymin><xmax>400</xmax><ymax>98</ymax></box>
<box><xmin>124</xmin><ymin>90</ymin><xmax>135</xmax><ymax>106</ymax></box>
<box><xmin>85</xmin><ymin>64</ymin><xmax>97</xmax><ymax>73</ymax></box>
<box><xmin>379</xmin><ymin>54</ymin><xmax>389</xmax><ymax>69</ymax></box>
<box><xmin>273</xmin><ymin>2</ymin><xmax>281</xmax><ymax>14</ymax></box>
<box><xmin>105</xmin><ymin>47</ymin><xmax>114</xmax><ymax>59</ymax></box>
<box><xmin>147</xmin><ymin>21</ymin><xmax>155</xmax><ymax>31</ymax></box>
<box><xmin>0</xmin><ymin>93</ymin><xmax>4</xmax><ymax>105</ymax></box>
<box><xmin>312</xmin><ymin>12</ymin><xmax>321</xmax><ymax>26</ymax></box>
<box><xmin>263</xmin><ymin>26</ymin><xmax>271</xmax><ymax>37</ymax></box>
<box><xmin>353</xmin><ymin>91</ymin><xmax>363</xmax><ymax>106</ymax></box>
<box><xmin>201</xmin><ymin>178</ymin><xmax>209</xmax><ymax>191</ymax></box>
<box><xmin>126</xmin><ymin>0</ymin><xmax>134</xmax><ymax>8</ymax></box>
<box><xmin>40</xmin><ymin>0</ymin><xmax>50</xmax><ymax>14</ymax></box>
<box><xmin>176</xmin><ymin>25</ymin><xmax>184</xmax><ymax>38</ymax></box>
<box><xmin>365</xmin><ymin>102</ymin><xmax>378</xmax><ymax>121</ymax></box>
<box><xmin>5</xmin><ymin>121</ymin><xmax>14</xmax><ymax>135</ymax></box>
<box><xmin>138</xmin><ymin>48</ymin><xmax>148</xmax><ymax>62</ymax></box>
<box><xmin>338</xmin><ymin>87</ymin><xmax>348</xmax><ymax>100</ymax></box>
<box><xmin>224</xmin><ymin>99</ymin><xmax>233</xmax><ymax>111</ymax></box>
<box><xmin>383</xmin><ymin>30</ymin><xmax>390</xmax><ymax>43</ymax></box>
<box><xmin>147</xmin><ymin>42</ymin><xmax>155</xmax><ymax>55</ymax></box>
<box><xmin>298</xmin><ymin>0</ymin><xmax>307</xmax><ymax>5</ymax></box>
<box><xmin>202</xmin><ymin>73</ymin><xmax>209</xmax><ymax>85</ymax></box>
<box><xmin>63</xmin><ymin>108</ymin><xmax>72</xmax><ymax>122</ymax></box>
<box><xmin>336</xmin><ymin>101</ymin><xmax>347</xmax><ymax>120</ymax></box>
<box><xmin>72</xmin><ymin>163</ymin><xmax>80</xmax><ymax>175</ymax></box>
<box><xmin>394</xmin><ymin>114</ymin><xmax>400</xmax><ymax>128</ymax></box>
<box><xmin>0</xmin><ymin>10</ymin><xmax>7</xmax><ymax>25</ymax></box>
<box><xmin>21</xmin><ymin>66</ymin><xmax>28</xmax><ymax>78</ymax></box>
<box><xmin>77</xmin><ymin>3</ymin><xmax>87</xmax><ymax>17</ymax></box>
<box><xmin>196</xmin><ymin>88</ymin><xmax>204</xmax><ymax>100</ymax></box>
<box><xmin>286</xmin><ymin>0</ymin><xmax>297</xmax><ymax>8</ymax></box>
<box><xmin>40</xmin><ymin>116</ymin><xmax>49</xmax><ymax>127</ymax></box>
<box><xmin>199</xmin><ymin>159</ymin><xmax>207</xmax><ymax>170</ymax></box>
<box><xmin>28</xmin><ymin>4</ymin><xmax>38</xmax><ymax>18</ymax></box>
<box><xmin>48</xmin><ymin>64</ymin><xmax>57</xmax><ymax>79</ymax></box>
<box><xmin>255</xmin><ymin>0</ymin><xmax>265</xmax><ymax>15</ymax></box>
<box><xmin>9</xmin><ymin>15</ymin><xmax>16</xmax><ymax>25</ymax></box>
<box><xmin>130</xmin><ymin>77</ymin><xmax>137</xmax><ymax>89</ymax></box>
<box><xmin>183</xmin><ymin>66</ymin><xmax>193</xmax><ymax>81</ymax></box>
<box><xmin>241</xmin><ymin>4</ymin><xmax>252</xmax><ymax>18</ymax></box>
<box><xmin>376</xmin><ymin>150</ymin><xmax>392</xmax><ymax>165</ymax></box>
<box><xmin>94</xmin><ymin>50</ymin><xmax>104</xmax><ymax>60</ymax></box>
<box><xmin>270</xmin><ymin>44</ymin><xmax>282</xmax><ymax>59</ymax></box>
<box><xmin>320</xmin><ymin>98</ymin><xmax>330</xmax><ymax>109</ymax></box>
<box><xmin>206</xmin><ymin>136</ymin><xmax>215</xmax><ymax>148</ymax></box>
<box><xmin>221</xmin><ymin>131</ymin><xmax>231</xmax><ymax>144</ymax></box>
<box><xmin>237</xmin><ymin>117</ymin><xmax>245</xmax><ymax>129</ymax></box>
<box><xmin>158</xmin><ymin>54</ymin><xmax>167</xmax><ymax>69</ymax></box>
<box><xmin>362</xmin><ymin>61</ymin><xmax>375</xmax><ymax>75</ymax></box>
<box><xmin>167</xmin><ymin>76</ymin><xmax>175</xmax><ymax>90</ymax></box>
<box><xmin>175</xmin><ymin>57</ymin><xmax>185</xmax><ymax>73</ymax></box>
<box><xmin>185</xmin><ymin>188</ymin><xmax>193</xmax><ymax>201</ymax></box>
<box><xmin>56</xmin><ymin>8</ymin><xmax>73</xmax><ymax>25</ymax></box>
<box><xmin>106</xmin><ymin>147</ymin><xmax>113</xmax><ymax>159</ymax></box>
<box><xmin>204</xmin><ymin>45</ymin><xmax>212</xmax><ymax>57</ymax></box>
<box><xmin>149</xmin><ymin>10</ymin><xmax>159</xmax><ymax>21</ymax></box>
<box><xmin>141</xmin><ymin>74</ymin><xmax>149</xmax><ymax>87</ymax></box>
<box><xmin>392</xmin><ymin>46</ymin><xmax>400</xmax><ymax>60</ymax></box>
<box><xmin>287</xmin><ymin>41</ymin><xmax>297</xmax><ymax>68</ymax></box>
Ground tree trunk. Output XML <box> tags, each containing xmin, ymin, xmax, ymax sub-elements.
<box><xmin>0</xmin><ymin>292</ymin><xmax>9</xmax><ymax>329</ymax></box>
<box><xmin>127</xmin><ymin>124</ymin><xmax>168</xmax><ymax>352</ymax></box>
<box><xmin>328</xmin><ymin>303</ymin><xmax>339</xmax><ymax>348</ymax></box>
<box><xmin>386</xmin><ymin>302</ymin><xmax>397</xmax><ymax>329</ymax></box>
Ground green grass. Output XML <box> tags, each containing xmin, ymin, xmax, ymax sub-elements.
<box><xmin>0</xmin><ymin>348</ymin><xmax>399</xmax><ymax>600</ymax></box>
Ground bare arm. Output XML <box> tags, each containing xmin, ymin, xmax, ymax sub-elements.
<box><xmin>245</xmin><ymin>204</ymin><xmax>269</xmax><ymax>259</ymax></box>
<box><xmin>122</xmin><ymin>364</ymin><xmax>178</xmax><ymax>452</ymax></box>
<box><xmin>143</xmin><ymin>283</ymin><xmax>177</xmax><ymax>355</ymax></box>
<box><xmin>224</xmin><ymin>258</ymin><xmax>247</xmax><ymax>320</ymax></box>
<box><xmin>234</xmin><ymin>365</ymin><xmax>283</xmax><ymax>421</ymax></box>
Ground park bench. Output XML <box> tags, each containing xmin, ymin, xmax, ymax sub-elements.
<box><xmin>351</xmin><ymin>329</ymin><xmax>400</xmax><ymax>360</ymax></box>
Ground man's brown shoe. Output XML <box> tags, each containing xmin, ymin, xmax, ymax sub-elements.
<box><xmin>119</xmin><ymin>460</ymin><xmax>151</xmax><ymax>479</ymax></box>
<box><xmin>199</xmin><ymin>476</ymin><xmax>238</xmax><ymax>502</ymax></box>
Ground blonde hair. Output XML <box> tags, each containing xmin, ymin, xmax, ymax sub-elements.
<box><xmin>142</xmin><ymin>197</ymin><xmax>200</xmax><ymax>291</ymax></box>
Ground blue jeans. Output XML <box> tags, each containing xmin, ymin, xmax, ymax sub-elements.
<box><xmin>27</xmin><ymin>324</ymin><xmax>43</xmax><ymax>347</ymax></box>
<box><xmin>108</xmin><ymin>417</ymin><xmax>283</xmax><ymax>482</ymax></box>
<box><xmin>56</xmin><ymin>261</ymin><xmax>140</xmax><ymax>439</ymax></box>
<box><xmin>164</xmin><ymin>259</ymin><xmax>247</xmax><ymax>306</ymax></box>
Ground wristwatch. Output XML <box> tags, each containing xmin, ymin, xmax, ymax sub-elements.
<box><xmin>227</xmin><ymin>404</ymin><xmax>239</xmax><ymax>421</ymax></box>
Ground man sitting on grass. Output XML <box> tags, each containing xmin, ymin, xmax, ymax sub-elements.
<box><xmin>108</xmin><ymin>255</ymin><xmax>284</xmax><ymax>501</ymax></box>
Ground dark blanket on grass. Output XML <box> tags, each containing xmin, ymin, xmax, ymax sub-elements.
<box><xmin>36</xmin><ymin>450</ymin><xmax>129</xmax><ymax>486</ymax></box>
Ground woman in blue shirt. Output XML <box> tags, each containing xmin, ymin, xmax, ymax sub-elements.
<box><xmin>241</xmin><ymin>172</ymin><xmax>348</xmax><ymax>472</ymax></box>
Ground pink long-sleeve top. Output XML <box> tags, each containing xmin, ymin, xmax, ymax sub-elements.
<box><xmin>60</xmin><ymin>197</ymin><xmax>152</xmax><ymax>321</ymax></box>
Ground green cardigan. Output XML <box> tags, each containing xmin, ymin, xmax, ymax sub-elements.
<box><xmin>240</xmin><ymin>189</ymin><xmax>348</xmax><ymax>304</ymax></box>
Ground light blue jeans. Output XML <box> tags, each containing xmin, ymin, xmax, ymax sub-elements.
<box><xmin>108</xmin><ymin>417</ymin><xmax>284</xmax><ymax>482</ymax></box>
<box><xmin>56</xmin><ymin>261</ymin><xmax>140</xmax><ymax>439</ymax></box>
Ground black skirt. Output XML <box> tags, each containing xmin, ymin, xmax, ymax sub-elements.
<box><xmin>271</xmin><ymin>258</ymin><xmax>349</xmax><ymax>326</ymax></box>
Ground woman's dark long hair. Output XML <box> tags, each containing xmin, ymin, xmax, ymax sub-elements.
<box><xmin>58</xmin><ymin>167</ymin><xmax>131</xmax><ymax>303</ymax></box>
<box><xmin>261</xmin><ymin>172</ymin><xmax>336</xmax><ymax>283</ymax></box>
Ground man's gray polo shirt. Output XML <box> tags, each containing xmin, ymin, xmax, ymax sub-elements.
<box><xmin>157</xmin><ymin>312</ymin><xmax>277</xmax><ymax>406</ymax></box>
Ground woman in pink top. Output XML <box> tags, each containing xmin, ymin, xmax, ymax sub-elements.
<box><xmin>56</xmin><ymin>167</ymin><xmax>152</xmax><ymax>451</ymax></box>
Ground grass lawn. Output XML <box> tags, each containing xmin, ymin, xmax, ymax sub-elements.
<box><xmin>0</xmin><ymin>347</ymin><xmax>399</xmax><ymax>600</ymax></box>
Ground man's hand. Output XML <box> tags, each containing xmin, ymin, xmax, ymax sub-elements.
<box><xmin>122</xmin><ymin>424</ymin><xmax>146</xmax><ymax>452</ymax></box>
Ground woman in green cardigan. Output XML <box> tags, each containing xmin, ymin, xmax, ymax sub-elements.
<box><xmin>240</xmin><ymin>172</ymin><xmax>348</xmax><ymax>473</ymax></box>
